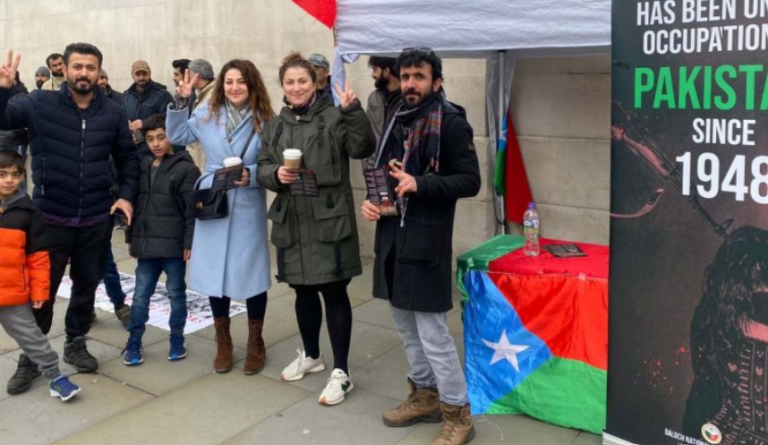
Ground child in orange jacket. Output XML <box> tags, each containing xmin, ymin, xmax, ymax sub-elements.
<box><xmin>0</xmin><ymin>151</ymin><xmax>80</xmax><ymax>401</ymax></box>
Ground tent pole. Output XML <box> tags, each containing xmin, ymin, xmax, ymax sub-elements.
<box><xmin>497</xmin><ymin>51</ymin><xmax>507</xmax><ymax>234</ymax></box>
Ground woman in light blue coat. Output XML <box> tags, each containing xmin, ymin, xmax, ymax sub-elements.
<box><xmin>166</xmin><ymin>59</ymin><xmax>275</xmax><ymax>375</ymax></box>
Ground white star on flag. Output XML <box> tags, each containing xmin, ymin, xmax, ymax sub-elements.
<box><xmin>482</xmin><ymin>329</ymin><xmax>529</xmax><ymax>372</ymax></box>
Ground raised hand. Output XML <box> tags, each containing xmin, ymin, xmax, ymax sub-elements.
<box><xmin>333</xmin><ymin>79</ymin><xmax>358</xmax><ymax>108</ymax></box>
<box><xmin>176</xmin><ymin>68</ymin><xmax>199</xmax><ymax>99</ymax></box>
<box><xmin>0</xmin><ymin>50</ymin><xmax>20</xmax><ymax>89</ymax></box>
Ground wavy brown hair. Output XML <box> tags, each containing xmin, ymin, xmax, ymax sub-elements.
<box><xmin>209</xmin><ymin>59</ymin><xmax>274</xmax><ymax>132</ymax></box>
<box><xmin>278</xmin><ymin>52</ymin><xmax>317</xmax><ymax>85</ymax></box>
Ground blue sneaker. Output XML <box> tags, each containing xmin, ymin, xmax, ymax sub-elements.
<box><xmin>122</xmin><ymin>336</ymin><xmax>143</xmax><ymax>366</ymax></box>
<box><xmin>168</xmin><ymin>334</ymin><xmax>187</xmax><ymax>361</ymax></box>
<box><xmin>49</xmin><ymin>375</ymin><xmax>81</xmax><ymax>402</ymax></box>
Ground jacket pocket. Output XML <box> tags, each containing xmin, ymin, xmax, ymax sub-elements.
<box><xmin>267</xmin><ymin>196</ymin><xmax>296</xmax><ymax>248</ymax></box>
<box><xmin>398</xmin><ymin>218</ymin><xmax>443</xmax><ymax>267</ymax></box>
<box><xmin>311</xmin><ymin>193</ymin><xmax>352</xmax><ymax>243</ymax></box>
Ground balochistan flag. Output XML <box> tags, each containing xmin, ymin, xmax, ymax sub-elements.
<box><xmin>493</xmin><ymin>112</ymin><xmax>533</xmax><ymax>224</ymax></box>
<box><xmin>291</xmin><ymin>0</ymin><xmax>337</xmax><ymax>28</ymax></box>
<box><xmin>463</xmin><ymin>269</ymin><xmax>607</xmax><ymax>434</ymax></box>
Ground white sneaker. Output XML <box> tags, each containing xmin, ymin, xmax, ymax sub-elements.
<box><xmin>319</xmin><ymin>368</ymin><xmax>354</xmax><ymax>406</ymax></box>
<box><xmin>280</xmin><ymin>349</ymin><xmax>326</xmax><ymax>382</ymax></box>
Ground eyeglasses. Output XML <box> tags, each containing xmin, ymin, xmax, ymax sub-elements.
<box><xmin>402</xmin><ymin>47</ymin><xmax>436</xmax><ymax>57</ymax></box>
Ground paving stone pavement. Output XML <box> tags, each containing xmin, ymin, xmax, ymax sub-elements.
<box><xmin>0</xmin><ymin>236</ymin><xmax>603</xmax><ymax>445</ymax></box>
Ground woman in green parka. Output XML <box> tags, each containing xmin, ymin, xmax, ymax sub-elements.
<box><xmin>257</xmin><ymin>52</ymin><xmax>375</xmax><ymax>406</ymax></box>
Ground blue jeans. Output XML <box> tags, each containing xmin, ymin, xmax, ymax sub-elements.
<box><xmin>128</xmin><ymin>258</ymin><xmax>188</xmax><ymax>338</ymax></box>
<box><xmin>103</xmin><ymin>247</ymin><xmax>126</xmax><ymax>307</ymax></box>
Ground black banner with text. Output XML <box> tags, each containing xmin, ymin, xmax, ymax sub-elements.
<box><xmin>608</xmin><ymin>1</ymin><xmax>768</xmax><ymax>444</ymax></box>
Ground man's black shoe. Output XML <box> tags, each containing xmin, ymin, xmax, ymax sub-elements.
<box><xmin>63</xmin><ymin>337</ymin><xmax>98</xmax><ymax>373</ymax></box>
<box><xmin>7</xmin><ymin>354</ymin><xmax>41</xmax><ymax>395</ymax></box>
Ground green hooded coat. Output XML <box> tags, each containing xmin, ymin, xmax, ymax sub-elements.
<box><xmin>257</xmin><ymin>95</ymin><xmax>375</xmax><ymax>285</ymax></box>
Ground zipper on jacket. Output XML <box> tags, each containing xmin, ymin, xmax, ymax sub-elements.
<box><xmin>78</xmin><ymin>119</ymin><xmax>86</xmax><ymax>216</ymax></box>
<box><xmin>41</xmin><ymin>157</ymin><xmax>46</xmax><ymax>196</ymax></box>
<box><xmin>140</xmin><ymin>161</ymin><xmax>153</xmax><ymax>257</ymax></box>
<box><xmin>21</xmin><ymin>264</ymin><xmax>27</xmax><ymax>291</ymax></box>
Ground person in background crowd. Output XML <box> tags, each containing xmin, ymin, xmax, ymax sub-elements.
<box><xmin>183</xmin><ymin>58</ymin><xmax>217</xmax><ymax>170</ymax></box>
<box><xmin>122</xmin><ymin>114</ymin><xmax>200</xmax><ymax>366</ymax></box>
<box><xmin>40</xmin><ymin>53</ymin><xmax>65</xmax><ymax>91</ymax></box>
<box><xmin>0</xmin><ymin>44</ymin><xmax>139</xmax><ymax>390</ymax></box>
<box><xmin>98</xmin><ymin>69</ymin><xmax>123</xmax><ymax>104</ymax></box>
<box><xmin>94</xmin><ymin>68</ymin><xmax>131</xmax><ymax>327</ymax></box>
<box><xmin>257</xmin><ymin>52</ymin><xmax>375</xmax><ymax>406</ymax></box>
<box><xmin>365</xmin><ymin>56</ymin><xmax>403</xmax><ymax>167</ymax></box>
<box><xmin>172</xmin><ymin>59</ymin><xmax>191</xmax><ymax>87</ymax></box>
<box><xmin>168</xmin><ymin>59</ymin><xmax>274</xmax><ymax>376</ymax></box>
<box><xmin>0</xmin><ymin>151</ymin><xmax>82</xmax><ymax>402</ymax></box>
<box><xmin>0</xmin><ymin>72</ymin><xmax>29</xmax><ymax>192</ymax></box>
<box><xmin>307</xmin><ymin>53</ymin><xmax>332</xmax><ymax>98</ymax></box>
<box><xmin>34</xmin><ymin>67</ymin><xmax>50</xmax><ymax>90</ymax></box>
<box><xmin>361</xmin><ymin>48</ymin><xmax>481</xmax><ymax>445</ymax></box>
<box><xmin>122</xmin><ymin>60</ymin><xmax>174</xmax><ymax>158</ymax></box>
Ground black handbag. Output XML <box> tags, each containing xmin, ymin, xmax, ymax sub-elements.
<box><xmin>191</xmin><ymin>129</ymin><xmax>256</xmax><ymax>220</ymax></box>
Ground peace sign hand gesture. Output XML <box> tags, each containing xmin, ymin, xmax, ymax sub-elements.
<box><xmin>334</xmin><ymin>79</ymin><xmax>358</xmax><ymax>108</ymax></box>
<box><xmin>0</xmin><ymin>50</ymin><xmax>20</xmax><ymax>89</ymax></box>
<box><xmin>176</xmin><ymin>68</ymin><xmax>199</xmax><ymax>99</ymax></box>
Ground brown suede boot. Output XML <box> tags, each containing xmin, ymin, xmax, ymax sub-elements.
<box><xmin>431</xmin><ymin>402</ymin><xmax>475</xmax><ymax>445</ymax></box>
<box><xmin>213</xmin><ymin>317</ymin><xmax>234</xmax><ymax>373</ymax></box>
<box><xmin>244</xmin><ymin>320</ymin><xmax>266</xmax><ymax>375</ymax></box>
<box><xmin>383</xmin><ymin>379</ymin><xmax>442</xmax><ymax>427</ymax></box>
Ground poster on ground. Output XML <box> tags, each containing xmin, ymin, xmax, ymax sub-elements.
<box><xmin>57</xmin><ymin>273</ymin><xmax>246</xmax><ymax>334</ymax></box>
<box><xmin>608</xmin><ymin>1</ymin><xmax>768</xmax><ymax>444</ymax></box>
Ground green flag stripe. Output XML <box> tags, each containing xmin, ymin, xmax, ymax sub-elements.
<box><xmin>493</xmin><ymin>150</ymin><xmax>506</xmax><ymax>196</ymax></box>
<box><xmin>486</xmin><ymin>357</ymin><xmax>607</xmax><ymax>434</ymax></box>
<box><xmin>456</xmin><ymin>235</ymin><xmax>526</xmax><ymax>304</ymax></box>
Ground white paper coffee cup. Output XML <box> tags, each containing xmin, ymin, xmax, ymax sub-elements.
<box><xmin>223</xmin><ymin>157</ymin><xmax>243</xmax><ymax>168</ymax></box>
<box><xmin>283</xmin><ymin>149</ymin><xmax>302</xmax><ymax>169</ymax></box>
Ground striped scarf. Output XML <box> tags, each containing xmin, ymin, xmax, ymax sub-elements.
<box><xmin>225</xmin><ymin>100</ymin><xmax>250</xmax><ymax>136</ymax></box>
<box><xmin>377</xmin><ymin>93</ymin><xmax>444</xmax><ymax>226</ymax></box>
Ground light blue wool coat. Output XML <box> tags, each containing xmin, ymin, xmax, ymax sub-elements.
<box><xmin>166</xmin><ymin>103</ymin><xmax>271</xmax><ymax>299</ymax></box>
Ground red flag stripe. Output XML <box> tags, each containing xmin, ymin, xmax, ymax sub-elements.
<box><xmin>291</xmin><ymin>0</ymin><xmax>337</xmax><ymax>28</ymax></box>
<box><xmin>489</xmin><ymin>272</ymin><xmax>608</xmax><ymax>370</ymax></box>
<box><xmin>504</xmin><ymin>114</ymin><xmax>533</xmax><ymax>224</ymax></box>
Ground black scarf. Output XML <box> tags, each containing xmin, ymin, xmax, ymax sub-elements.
<box><xmin>284</xmin><ymin>92</ymin><xmax>318</xmax><ymax>116</ymax></box>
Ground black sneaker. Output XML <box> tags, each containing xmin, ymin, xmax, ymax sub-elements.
<box><xmin>7</xmin><ymin>354</ymin><xmax>41</xmax><ymax>395</ymax></box>
<box><xmin>115</xmin><ymin>304</ymin><xmax>132</xmax><ymax>329</ymax></box>
<box><xmin>63</xmin><ymin>337</ymin><xmax>98</xmax><ymax>373</ymax></box>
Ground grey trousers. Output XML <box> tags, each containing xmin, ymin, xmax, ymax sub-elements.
<box><xmin>390</xmin><ymin>306</ymin><xmax>468</xmax><ymax>406</ymax></box>
<box><xmin>0</xmin><ymin>304</ymin><xmax>60</xmax><ymax>379</ymax></box>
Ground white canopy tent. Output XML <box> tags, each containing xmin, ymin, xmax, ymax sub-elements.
<box><xmin>330</xmin><ymin>0</ymin><xmax>611</xmax><ymax>232</ymax></box>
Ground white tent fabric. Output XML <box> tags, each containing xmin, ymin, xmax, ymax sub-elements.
<box><xmin>331</xmin><ymin>0</ymin><xmax>611</xmax><ymax>233</ymax></box>
<box><xmin>334</xmin><ymin>0</ymin><xmax>610</xmax><ymax>58</ymax></box>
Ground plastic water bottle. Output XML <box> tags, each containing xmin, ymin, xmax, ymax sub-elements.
<box><xmin>523</xmin><ymin>202</ymin><xmax>540</xmax><ymax>257</ymax></box>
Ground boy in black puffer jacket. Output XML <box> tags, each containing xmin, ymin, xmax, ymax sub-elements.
<box><xmin>122</xmin><ymin>114</ymin><xmax>200</xmax><ymax>366</ymax></box>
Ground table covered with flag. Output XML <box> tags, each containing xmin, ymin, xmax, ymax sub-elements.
<box><xmin>457</xmin><ymin>235</ymin><xmax>608</xmax><ymax>434</ymax></box>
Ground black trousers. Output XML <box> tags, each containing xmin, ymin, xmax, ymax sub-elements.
<box><xmin>33</xmin><ymin>219</ymin><xmax>113</xmax><ymax>340</ymax></box>
<box><xmin>291</xmin><ymin>279</ymin><xmax>353</xmax><ymax>373</ymax></box>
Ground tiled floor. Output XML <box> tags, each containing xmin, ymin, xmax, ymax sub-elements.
<box><xmin>0</xmin><ymin>235</ymin><xmax>603</xmax><ymax>445</ymax></box>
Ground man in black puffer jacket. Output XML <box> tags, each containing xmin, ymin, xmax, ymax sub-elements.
<box><xmin>122</xmin><ymin>60</ymin><xmax>174</xmax><ymax>158</ymax></box>
<box><xmin>0</xmin><ymin>43</ymin><xmax>139</xmax><ymax>384</ymax></box>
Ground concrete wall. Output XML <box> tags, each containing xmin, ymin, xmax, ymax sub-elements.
<box><xmin>2</xmin><ymin>0</ymin><xmax>610</xmax><ymax>255</ymax></box>
<box><xmin>511</xmin><ymin>56</ymin><xmax>612</xmax><ymax>245</ymax></box>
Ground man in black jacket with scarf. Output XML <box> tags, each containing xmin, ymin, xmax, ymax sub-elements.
<box><xmin>361</xmin><ymin>49</ymin><xmax>480</xmax><ymax>445</ymax></box>
<box><xmin>0</xmin><ymin>44</ymin><xmax>139</xmax><ymax>392</ymax></box>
